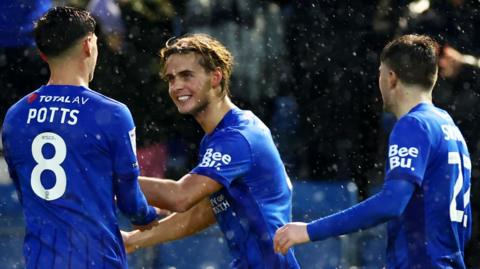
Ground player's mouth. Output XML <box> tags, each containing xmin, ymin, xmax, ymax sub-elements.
<box><xmin>177</xmin><ymin>95</ymin><xmax>192</xmax><ymax>102</ymax></box>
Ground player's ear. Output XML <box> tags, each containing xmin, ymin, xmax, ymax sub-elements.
<box><xmin>83</xmin><ymin>34</ymin><xmax>94</xmax><ymax>57</ymax></box>
<box><xmin>211</xmin><ymin>67</ymin><xmax>223</xmax><ymax>88</ymax></box>
<box><xmin>388</xmin><ymin>70</ymin><xmax>398</xmax><ymax>89</ymax></box>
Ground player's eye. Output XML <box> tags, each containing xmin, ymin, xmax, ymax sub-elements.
<box><xmin>165</xmin><ymin>75</ymin><xmax>174</xmax><ymax>83</ymax></box>
<box><xmin>183</xmin><ymin>73</ymin><xmax>193</xmax><ymax>79</ymax></box>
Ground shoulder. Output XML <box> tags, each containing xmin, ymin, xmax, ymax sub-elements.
<box><xmin>3</xmin><ymin>91</ymin><xmax>35</xmax><ymax>122</ymax></box>
<box><xmin>396</xmin><ymin>105</ymin><xmax>456</xmax><ymax>137</ymax></box>
<box><xmin>390</xmin><ymin>112</ymin><xmax>436</xmax><ymax>148</ymax></box>
<box><xmin>85</xmin><ymin>89</ymin><xmax>133</xmax><ymax>121</ymax></box>
<box><xmin>79</xmin><ymin>89</ymin><xmax>135</xmax><ymax>132</ymax></box>
<box><xmin>84</xmin><ymin>88</ymin><xmax>129</xmax><ymax>111</ymax></box>
<box><xmin>227</xmin><ymin>109</ymin><xmax>270</xmax><ymax>136</ymax></box>
<box><xmin>394</xmin><ymin>113</ymin><xmax>429</xmax><ymax>134</ymax></box>
<box><xmin>217</xmin><ymin>109</ymin><xmax>268</xmax><ymax>139</ymax></box>
<box><xmin>208</xmin><ymin>128</ymin><xmax>250</xmax><ymax>149</ymax></box>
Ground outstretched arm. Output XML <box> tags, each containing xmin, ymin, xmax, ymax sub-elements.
<box><xmin>138</xmin><ymin>174</ymin><xmax>223</xmax><ymax>213</ymax></box>
<box><xmin>114</xmin><ymin>172</ymin><xmax>158</xmax><ymax>227</ymax></box>
<box><xmin>123</xmin><ymin>197</ymin><xmax>216</xmax><ymax>253</ymax></box>
<box><xmin>274</xmin><ymin>179</ymin><xmax>415</xmax><ymax>254</ymax></box>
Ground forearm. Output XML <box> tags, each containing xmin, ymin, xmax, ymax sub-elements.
<box><xmin>307</xmin><ymin>196</ymin><xmax>390</xmax><ymax>241</ymax></box>
<box><xmin>126</xmin><ymin>198</ymin><xmax>216</xmax><ymax>250</ymax></box>
<box><xmin>307</xmin><ymin>179</ymin><xmax>415</xmax><ymax>241</ymax></box>
<box><xmin>139</xmin><ymin>176</ymin><xmax>182</xmax><ymax>211</ymax></box>
<box><xmin>115</xmin><ymin>175</ymin><xmax>157</xmax><ymax>225</ymax></box>
<box><xmin>139</xmin><ymin>174</ymin><xmax>222</xmax><ymax>212</ymax></box>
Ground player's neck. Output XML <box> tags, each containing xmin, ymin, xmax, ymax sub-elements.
<box><xmin>394</xmin><ymin>90</ymin><xmax>432</xmax><ymax>119</ymax></box>
<box><xmin>47</xmin><ymin>60</ymin><xmax>90</xmax><ymax>87</ymax></box>
<box><xmin>195</xmin><ymin>97</ymin><xmax>235</xmax><ymax>134</ymax></box>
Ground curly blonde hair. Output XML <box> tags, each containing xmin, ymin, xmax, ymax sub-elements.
<box><xmin>159</xmin><ymin>34</ymin><xmax>234</xmax><ymax>97</ymax></box>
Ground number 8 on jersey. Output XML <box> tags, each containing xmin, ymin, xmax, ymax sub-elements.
<box><xmin>31</xmin><ymin>132</ymin><xmax>67</xmax><ymax>201</ymax></box>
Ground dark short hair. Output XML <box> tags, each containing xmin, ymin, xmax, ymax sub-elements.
<box><xmin>159</xmin><ymin>34</ymin><xmax>234</xmax><ymax>97</ymax></box>
<box><xmin>34</xmin><ymin>6</ymin><xmax>96</xmax><ymax>58</ymax></box>
<box><xmin>380</xmin><ymin>34</ymin><xmax>440</xmax><ymax>90</ymax></box>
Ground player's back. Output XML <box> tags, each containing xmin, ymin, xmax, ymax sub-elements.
<box><xmin>386</xmin><ymin>103</ymin><xmax>471</xmax><ymax>269</ymax></box>
<box><xmin>2</xmin><ymin>85</ymin><xmax>133</xmax><ymax>269</ymax></box>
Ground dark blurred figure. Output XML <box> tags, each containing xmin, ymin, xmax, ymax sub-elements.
<box><xmin>87</xmin><ymin>0</ymin><xmax>126</xmax><ymax>53</ymax></box>
<box><xmin>0</xmin><ymin>0</ymin><xmax>52</xmax><ymax>125</ymax></box>
<box><xmin>394</xmin><ymin>0</ymin><xmax>480</xmax><ymax>266</ymax></box>
<box><xmin>439</xmin><ymin>46</ymin><xmax>480</xmax><ymax>78</ymax></box>
<box><xmin>396</xmin><ymin>0</ymin><xmax>480</xmax><ymax>141</ymax></box>
<box><xmin>285</xmin><ymin>1</ymin><xmax>394</xmax><ymax>197</ymax></box>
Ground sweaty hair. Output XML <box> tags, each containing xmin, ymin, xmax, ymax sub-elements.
<box><xmin>159</xmin><ymin>34</ymin><xmax>234</xmax><ymax>97</ymax></box>
<box><xmin>380</xmin><ymin>34</ymin><xmax>440</xmax><ymax>90</ymax></box>
<box><xmin>34</xmin><ymin>6</ymin><xmax>96</xmax><ymax>58</ymax></box>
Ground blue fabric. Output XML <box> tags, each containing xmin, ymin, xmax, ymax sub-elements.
<box><xmin>0</xmin><ymin>0</ymin><xmax>52</xmax><ymax>47</ymax></box>
<box><xmin>307</xmin><ymin>103</ymin><xmax>471</xmax><ymax>269</ymax></box>
<box><xmin>2</xmin><ymin>85</ymin><xmax>155</xmax><ymax>268</ymax></box>
<box><xmin>384</xmin><ymin>103</ymin><xmax>471</xmax><ymax>269</ymax></box>
<box><xmin>191</xmin><ymin>107</ymin><xmax>299</xmax><ymax>269</ymax></box>
<box><xmin>115</xmin><ymin>175</ymin><xmax>157</xmax><ymax>226</ymax></box>
<box><xmin>307</xmin><ymin>179</ymin><xmax>414</xmax><ymax>240</ymax></box>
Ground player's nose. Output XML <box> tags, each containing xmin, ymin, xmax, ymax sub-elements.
<box><xmin>169</xmin><ymin>79</ymin><xmax>183</xmax><ymax>93</ymax></box>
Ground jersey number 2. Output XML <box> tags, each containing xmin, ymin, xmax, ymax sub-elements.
<box><xmin>448</xmin><ymin>151</ymin><xmax>471</xmax><ymax>228</ymax></box>
<box><xmin>31</xmin><ymin>132</ymin><xmax>67</xmax><ymax>201</ymax></box>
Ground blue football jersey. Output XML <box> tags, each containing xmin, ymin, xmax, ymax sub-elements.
<box><xmin>384</xmin><ymin>103</ymin><xmax>471</xmax><ymax>269</ymax></box>
<box><xmin>2</xmin><ymin>85</ymin><xmax>150</xmax><ymax>269</ymax></box>
<box><xmin>191</xmin><ymin>107</ymin><xmax>299</xmax><ymax>269</ymax></box>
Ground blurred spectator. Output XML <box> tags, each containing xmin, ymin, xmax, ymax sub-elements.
<box><xmin>439</xmin><ymin>45</ymin><xmax>480</xmax><ymax>78</ymax></box>
<box><xmin>87</xmin><ymin>0</ymin><xmax>126</xmax><ymax>52</ymax></box>
<box><xmin>0</xmin><ymin>0</ymin><xmax>52</xmax><ymax>125</ymax></box>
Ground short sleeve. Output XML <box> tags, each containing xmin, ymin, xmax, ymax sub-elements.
<box><xmin>109</xmin><ymin>104</ymin><xmax>139</xmax><ymax>179</ymax></box>
<box><xmin>191</xmin><ymin>130</ymin><xmax>251</xmax><ymax>187</ymax></box>
<box><xmin>385</xmin><ymin>116</ymin><xmax>431</xmax><ymax>186</ymax></box>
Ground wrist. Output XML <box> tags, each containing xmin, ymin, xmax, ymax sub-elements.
<box><xmin>131</xmin><ymin>206</ymin><xmax>158</xmax><ymax>226</ymax></box>
<box><xmin>128</xmin><ymin>229</ymin><xmax>148</xmax><ymax>250</ymax></box>
<box><xmin>306</xmin><ymin>221</ymin><xmax>318</xmax><ymax>242</ymax></box>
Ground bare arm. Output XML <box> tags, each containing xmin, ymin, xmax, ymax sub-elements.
<box><xmin>123</xmin><ymin>197</ymin><xmax>216</xmax><ymax>253</ymax></box>
<box><xmin>139</xmin><ymin>174</ymin><xmax>222</xmax><ymax>212</ymax></box>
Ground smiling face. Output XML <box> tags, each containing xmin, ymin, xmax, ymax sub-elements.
<box><xmin>164</xmin><ymin>52</ymin><xmax>216</xmax><ymax>116</ymax></box>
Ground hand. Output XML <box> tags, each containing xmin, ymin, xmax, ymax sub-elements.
<box><xmin>154</xmin><ymin>207</ymin><xmax>172</xmax><ymax>217</ymax></box>
<box><xmin>121</xmin><ymin>230</ymin><xmax>139</xmax><ymax>254</ymax></box>
<box><xmin>439</xmin><ymin>46</ymin><xmax>464</xmax><ymax>79</ymax></box>
<box><xmin>274</xmin><ymin>222</ymin><xmax>310</xmax><ymax>255</ymax></box>
<box><xmin>134</xmin><ymin>207</ymin><xmax>170</xmax><ymax>231</ymax></box>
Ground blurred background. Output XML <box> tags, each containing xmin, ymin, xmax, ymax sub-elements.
<box><xmin>1</xmin><ymin>0</ymin><xmax>479</xmax><ymax>268</ymax></box>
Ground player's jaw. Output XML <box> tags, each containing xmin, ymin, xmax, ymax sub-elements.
<box><xmin>378</xmin><ymin>63</ymin><xmax>393</xmax><ymax>113</ymax></box>
<box><xmin>379</xmin><ymin>85</ymin><xmax>395</xmax><ymax>113</ymax></box>
<box><xmin>87</xmin><ymin>34</ymin><xmax>99</xmax><ymax>82</ymax></box>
